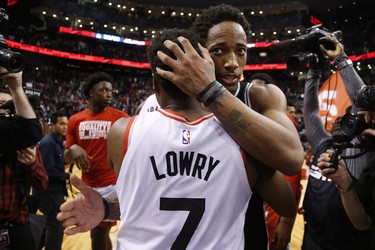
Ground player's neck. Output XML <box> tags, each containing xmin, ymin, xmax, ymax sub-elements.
<box><xmin>88</xmin><ymin>102</ymin><xmax>106</xmax><ymax>114</ymax></box>
<box><xmin>163</xmin><ymin>100</ymin><xmax>210</xmax><ymax>121</ymax></box>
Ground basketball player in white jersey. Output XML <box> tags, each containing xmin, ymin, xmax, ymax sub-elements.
<box><xmin>57</xmin><ymin>29</ymin><xmax>294</xmax><ymax>249</ymax></box>
<box><xmin>135</xmin><ymin>93</ymin><xmax>159</xmax><ymax>115</ymax></box>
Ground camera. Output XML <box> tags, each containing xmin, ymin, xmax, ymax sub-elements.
<box><xmin>340</xmin><ymin>85</ymin><xmax>375</xmax><ymax>137</ymax></box>
<box><xmin>328</xmin><ymin>144</ymin><xmax>342</xmax><ymax>170</ymax></box>
<box><xmin>0</xmin><ymin>8</ymin><xmax>24</xmax><ymax>73</ymax></box>
<box><xmin>354</xmin><ymin>85</ymin><xmax>375</xmax><ymax>111</ymax></box>
<box><xmin>270</xmin><ymin>24</ymin><xmax>342</xmax><ymax>71</ymax></box>
<box><xmin>340</xmin><ymin>113</ymin><xmax>371</xmax><ymax>137</ymax></box>
<box><xmin>287</xmin><ymin>52</ymin><xmax>319</xmax><ymax>72</ymax></box>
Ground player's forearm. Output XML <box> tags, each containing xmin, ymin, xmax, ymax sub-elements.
<box><xmin>208</xmin><ymin>91</ymin><xmax>304</xmax><ymax>175</ymax></box>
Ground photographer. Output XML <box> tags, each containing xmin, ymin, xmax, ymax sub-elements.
<box><xmin>0</xmin><ymin>68</ymin><xmax>48</xmax><ymax>250</ymax></box>
<box><xmin>0</xmin><ymin>68</ymin><xmax>42</xmax><ymax>155</ymax></box>
<box><xmin>301</xmin><ymin>35</ymin><xmax>374</xmax><ymax>250</ymax></box>
<box><xmin>317</xmin><ymin>110</ymin><xmax>374</xmax><ymax>248</ymax></box>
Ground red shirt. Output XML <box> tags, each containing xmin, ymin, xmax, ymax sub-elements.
<box><xmin>65</xmin><ymin>107</ymin><xmax>128</xmax><ymax>187</ymax></box>
<box><xmin>0</xmin><ymin>148</ymin><xmax>48</xmax><ymax>224</ymax></box>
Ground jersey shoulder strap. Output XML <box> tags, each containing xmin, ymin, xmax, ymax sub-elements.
<box><xmin>236</xmin><ymin>82</ymin><xmax>253</xmax><ymax>108</ymax></box>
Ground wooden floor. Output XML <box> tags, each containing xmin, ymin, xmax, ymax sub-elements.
<box><xmin>60</xmin><ymin>168</ymin><xmax>307</xmax><ymax>250</ymax></box>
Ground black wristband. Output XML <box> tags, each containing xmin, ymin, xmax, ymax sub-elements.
<box><xmin>196</xmin><ymin>80</ymin><xmax>226</xmax><ymax>107</ymax></box>
<box><xmin>333</xmin><ymin>53</ymin><xmax>352</xmax><ymax>70</ymax></box>
<box><xmin>103</xmin><ymin>198</ymin><xmax>110</xmax><ymax>220</ymax></box>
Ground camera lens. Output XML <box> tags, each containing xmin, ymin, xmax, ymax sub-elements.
<box><xmin>340</xmin><ymin>113</ymin><xmax>367</xmax><ymax>137</ymax></box>
<box><xmin>0</xmin><ymin>49</ymin><xmax>24</xmax><ymax>73</ymax></box>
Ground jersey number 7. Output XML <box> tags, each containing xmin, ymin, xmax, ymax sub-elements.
<box><xmin>160</xmin><ymin>197</ymin><xmax>205</xmax><ymax>249</ymax></box>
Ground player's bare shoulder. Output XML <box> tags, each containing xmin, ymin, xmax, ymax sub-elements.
<box><xmin>248</xmin><ymin>83</ymin><xmax>287</xmax><ymax>113</ymax></box>
<box><xmin>108</xmin><ymin>116</ymin><xmax>132</xmax><ymax>176</ymax></box>
<box><xmin>109</xmin><ymin>117</ymin><xmax>131</xmax><ymax>138</ymax></box>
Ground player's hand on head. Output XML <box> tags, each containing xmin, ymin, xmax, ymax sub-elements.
<box><xmin>156</xmin><ymin>36</ymin><xmax>216</xmax><ymax>97</ymax></box>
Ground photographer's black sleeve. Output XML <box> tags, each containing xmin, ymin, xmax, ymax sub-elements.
<box><xmin>303</xmin><ymin>69</ymin><xmax>331</xmax><ymax>153</ymax></box>
<box><xmin>335</xmin><ymin>53</ymin><xmax>364</xmax><ymax>113</ymax></box>
<box><xmin>0</xmin><ymin>115</ymin><xmax>42</xmax><ymax>155</ymax></box>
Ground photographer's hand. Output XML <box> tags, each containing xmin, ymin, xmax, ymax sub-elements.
<box><xmin>318</xmin><ymin>149</ymin><xmax>370</xmax><ymax>231</ymax></box>
<box><xmin>16</xmin><ymin>146</ymin><xmax>36</xmax><ymax>166</ymax></box>
<box><xmin>317</xmin><ymin>149</ymin><xmax>352</xmax><ymax>191</ymax></box>
<box><xmin>319</xmin><ymin>35</ymin><xmax>344</xmax><ymax>61</ymax></box>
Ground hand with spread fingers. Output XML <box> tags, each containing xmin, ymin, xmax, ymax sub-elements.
<box><xmin>156</xmin><ymin>36</ymin><xmax>216</xmax><ymax>97</ymax></box>
<box><xmin>57</xmin><ymin>174</ymin><xmax>105</xmax><ymax>235</ymax></box>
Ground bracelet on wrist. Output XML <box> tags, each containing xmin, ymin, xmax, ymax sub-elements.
<box><xmin>102</xmin><ymin>198</ymin><xmax>120</xmax><ymax>221</ymax></box>
<box><xmin>103</xmin><ymin>198</ymin><xmax>110</xmax><ymax>220</ymax></box>
<box><xmin>333</xmin><ymin>53</ymin><xmax>352</xmax><ymax>70</ymax></box>
<box><xmin>336</xmin><ymin>177</ymin><xmax>354</xmax><ymax>193</ymax></box>
<box><xmin>336</xmin><ymin>59</ymin><xmax>353</xmax><ymax>70</ymax></box>
<box><xmin>196</xmin><ymin>80</ymin><xmax>226</xmax><ymax>107</ymax></box>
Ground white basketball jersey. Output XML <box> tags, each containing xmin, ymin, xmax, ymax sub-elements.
<box><xmin>115</xmin><ymin>109</ymin><xmax>251</xmax><ymax>250</ymax></box>
<box><xmin>138</xmin><ymin>94</ymin><xmax>160</xmax><ymax>115</ymax></box>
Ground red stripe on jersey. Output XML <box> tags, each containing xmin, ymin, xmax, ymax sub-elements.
<box><xmin>123</xmin><ymin>116</ymin><xmax>137</xmax><ymax>156</ymax></box>
<box><xmin>157</xmin><ymin>109</ymin><xmax>214</xmax><ymax>125</ymax></box>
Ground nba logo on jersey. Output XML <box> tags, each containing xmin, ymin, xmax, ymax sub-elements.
<box><xmin>182</xmin><ymin>130</ymin><xmax>190</xmax><ymax>144</ymax></box>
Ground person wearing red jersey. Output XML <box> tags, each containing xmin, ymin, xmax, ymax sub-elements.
<box><xmin>64</xmin><ymin>72</ymin><xmax>129</xmax><ymax>250</ymax></box>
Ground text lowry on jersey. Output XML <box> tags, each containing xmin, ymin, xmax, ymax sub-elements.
<box><xmin>150</xmin><ymin>151</ymin><xmax>220</xmax><ymax>181</ymax></box>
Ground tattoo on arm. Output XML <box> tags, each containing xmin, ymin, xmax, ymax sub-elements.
<box><xmin>212</xmin><ymin>98</ymin><xmax>251</xmax><ymax>134</ymax></box>
<box><xmin>219</xmin><ymin>111</ymin><xmax>250</xmax><ymax>134</ymax></box>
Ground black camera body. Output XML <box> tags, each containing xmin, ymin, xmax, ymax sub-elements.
<box><xmin>329</xmin><ymin>144</ymin><xmax>342</xmax><ymax>170</ymax></box>
<box><xmin>340</xmin><ymin>85</ymin><xmax>375</xmax><ymax>137</ymax></box>
<box><xmin>0</xmin><ymin>8</ymin><xmax>24</xmax><ymax>73</ymax></box>
<box><xmin>270</xmin><ymin>25</ymin><xmax>342</xmax><ymax>71</ymax></box>
<box><xmin>0</xmin><ymin>35</ymin><xmax>24</xmax><ymax>73</ymax></box>
<box><xmin>288</xmin><ymin>25</ymin><xmax>342</xmax><ymax>70</ymax></box>
<box><xmin>340</xmin><ymin>113</ymin><xmax>370</xmax><ymax>137</ymax></box>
